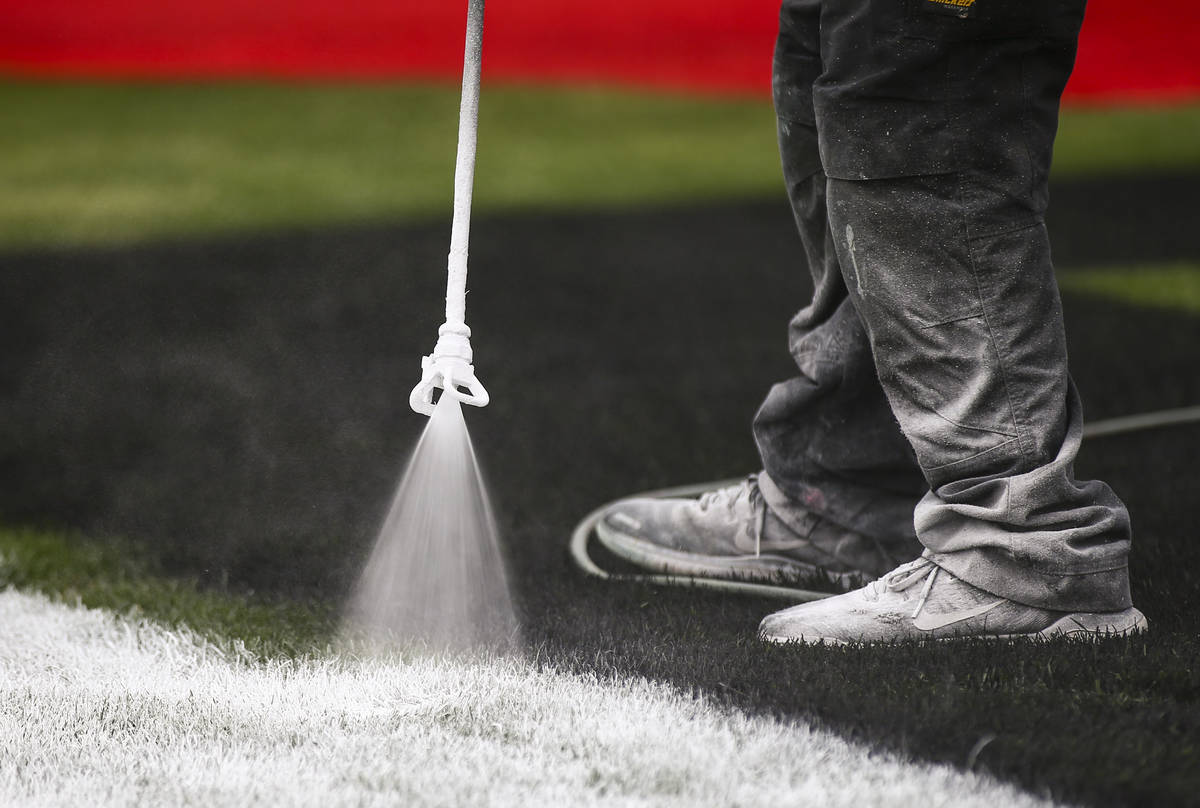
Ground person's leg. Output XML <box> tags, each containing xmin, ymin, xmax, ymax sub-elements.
<box><xmin>754</xmin><ymin>0</ymin><xmax>928</xmax><ymax>557</ymax></box>
<box><xmin>825</xmin><ymin>174</ymin><xmax>1131</xmax><ymax>610</ymax></box>
<box><xmin>591</xmin><ymin>0</ymin><xmax>924</xmax><ymax>583</ymax></box>
<box><xmin>761</xmin><ymin>0</ymin><xmax>1142</xmax><ymax>641</ymax></box>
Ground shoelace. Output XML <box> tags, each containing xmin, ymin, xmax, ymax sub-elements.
<box><xmin>864</xmin><ymin>556</ymin><xmax>940</xmax><ymax>619</ymax></box>
<box><xmin>696</xmin><ymin>476</ymin><xmax>767</xmax><ymax>557</ymax></box>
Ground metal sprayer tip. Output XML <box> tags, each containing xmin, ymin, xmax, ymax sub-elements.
<box><xmin>409</xmin><ymin>331</ymin><xmax>489</xmax><ymax>416</ymax></box>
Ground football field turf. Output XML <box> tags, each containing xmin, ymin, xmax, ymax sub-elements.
<box><xmin>2</xmin><ymin>82</ymin><xmax>1199</xmax><ymax>248</ymax></box>
<box><xmin>1</xmin><ymin>587</ymin><xmax>1060</xmax><ymax>807</ymax></box>
<box><xmin>1</xmin><ymin>81</ymin><xmax>1198</xmax><ymax>806</ymax></box>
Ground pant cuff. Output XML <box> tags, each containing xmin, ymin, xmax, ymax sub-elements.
<box><xmin>757</xmin><ymin>471</ymin><xmax>819</xmax><ymax>537</ymax></box>
<box><xmin>927</xmin><ymin>548</ymin><xmax>1133</xmax><ymax>612</ymax></box>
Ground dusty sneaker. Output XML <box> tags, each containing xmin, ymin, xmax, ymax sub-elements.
<box><xmin>594</xmin><ymin>475</ymin><xmax>897</xmax><ymax>585</ymax></box>
<box><xmin>758</xmin><ymin>554</ymin><xmax>1148</xmax><ymax>644</ymax></box>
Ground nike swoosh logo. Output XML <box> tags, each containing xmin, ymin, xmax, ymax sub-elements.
<box><xmin>912</xmin><ymin>599</ymin><xmax>1004</xmax><ymax>632</ymax></box>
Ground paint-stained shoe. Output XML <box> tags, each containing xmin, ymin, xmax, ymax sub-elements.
<box><xmin>594</xmin><ymin>475</ymin><xmax>897</xmax><ymax>585</ymax></box>
<box><xmin>758</xmin><ymin>554</ymin><xmax>1148</xmax><ymax>644</ymax></box>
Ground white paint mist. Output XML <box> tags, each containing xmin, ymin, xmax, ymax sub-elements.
<box><xmin>345</xmin><ymin>394</ymin><xmax>519</xmax><ymax>652</ymax></box>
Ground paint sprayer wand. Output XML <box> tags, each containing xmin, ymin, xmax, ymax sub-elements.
<box><xmin>409</xmin><ymin>0</ymin><xmax>490</xmax><ymax>417</ymax></box>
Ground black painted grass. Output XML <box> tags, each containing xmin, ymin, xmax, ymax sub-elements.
<box><xmin>526</xmin><ymin>423</ymin><xmax>1200</xmax><ymax>808</ymax></box>
<box><xmin>1</xmin><ymin>176</ymin><xmax>1198</xmax><ymax>805</ymax></box>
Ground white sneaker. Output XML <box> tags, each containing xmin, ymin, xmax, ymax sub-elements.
<box><xmin>758</xmin><ymin>555</ymin><xmax>1148</xmax><ymax>644</ymax></box>
<box><xmin>595</xmin><ymin>475</ymin><xmax>898</xmax><ymax>585</ymax></box>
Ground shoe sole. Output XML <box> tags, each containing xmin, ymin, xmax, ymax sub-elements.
<box><xmin>759</xmin><ymin>607</ymin><xmax>1150</xmax><ymax>645</ymax></box>
<box><xmin>595</xmin><ymin>519</ymin><xmax>864</xmax><ymax>587</ymax></box>
<box><xmin>1035</xmin><ymin>608</ymin><xmax>1149</xmax><ymax>639</ymax></box>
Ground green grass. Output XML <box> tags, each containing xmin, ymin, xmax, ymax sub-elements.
<box><xmin>3</xmin><ymin>516</ymin><xmax>1200</xmax><ymax>807</ymax></box>
<box><xmin>1059</xmin><ymin>262</ymin><xmax>1200</xmax><ymax>313</ymax></box>
<box><xmin>1</xmin><ymin>79</ymin><xmax>1198</xmax><ymax>807</ymax></box>
<box><xmin>0</xmin><ymin>82</ymin><xmax>778</xmax><ymax>248</ymax></box>
<box><xmin>1053</xmin><ymin>105</ymin><xmax>1200</xmax><ymax>176</ymax></box>
<box><xmin>0</xmin><ymin>527</ymin><xmax>336</xmax><ymax>659</ymax></box>
<box><xmin>3</xmin><ymin>585</ymin><xmax>1048</xmax><ymax>808</ymax></box>
<box><xmin>0</xmin><ymin>80</ymin><xmax>1198</xmax><ymax>248</ymax></box>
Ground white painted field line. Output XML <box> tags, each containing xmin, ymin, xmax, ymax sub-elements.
<box><xmin>0</xmin><ymin>589</ymin><xmax>1059</xmax><ymax>808</ymax></box>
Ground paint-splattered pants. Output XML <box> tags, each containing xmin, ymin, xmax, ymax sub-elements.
<box><xmin>753</xmin><ymin>0</ymin><xmax>1132</xmax><ymax>610</ymax></box>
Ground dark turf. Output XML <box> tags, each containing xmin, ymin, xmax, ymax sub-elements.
<box><xmin>1</xmin><ymin>174</ymin><xmax>1198</xmax><ymax>805</ymax></box>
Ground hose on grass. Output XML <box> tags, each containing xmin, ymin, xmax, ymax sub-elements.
<box><xmin>571</xmin><ymin>405</ymin><xmax>1200</xmax><ymax>601</ymax></box>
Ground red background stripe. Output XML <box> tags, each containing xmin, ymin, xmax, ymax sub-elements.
<box><xmin>1</xmin><ymin>0</ymin><xmax>1195</xmax><ymax>103</ymax></box>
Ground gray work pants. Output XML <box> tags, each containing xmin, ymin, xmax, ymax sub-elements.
<box><xmin>753</xmin><ymin>0</ymin><xmax>1132</xmax><ymax>611</ymax></box>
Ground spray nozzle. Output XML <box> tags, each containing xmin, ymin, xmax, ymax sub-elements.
<box><xmin>408</xmin><ymin>323</ymin><xmax>490</xmax><ymax>416</ymax></box>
